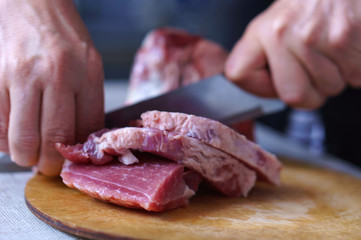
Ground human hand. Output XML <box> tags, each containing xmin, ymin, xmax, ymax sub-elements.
<box><xmin>225</xmin><ymin>0</ymin><xmax>361</xmax><ymax>109</ymax></box>
<box><xmin>0</xmin><ymin>0</ymin><xmax>104</xmax><ymax>175</ymax></box>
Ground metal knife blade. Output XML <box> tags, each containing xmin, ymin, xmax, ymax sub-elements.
<box><xmin>105</xmin><ymin>74</ymin><xmax>285</xmax><ymax>128</ymax></box>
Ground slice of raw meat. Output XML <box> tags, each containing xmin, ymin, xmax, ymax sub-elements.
<box><xmin>141</xmin><ymin>111</ymin><xmax>282</xmax><ymax>186</ymax></box>
<box><xmin>57</xmin><ymin>127</ymin><xmax>256</xmax><ymax>197</ymax></box>
<box><xmin>56</xmin><ymin>129</ymin><xmax>114</xmax><ymax>165</ymax></box>
<box><xmin>61</xmin><ymin>153</ymin><xmax>202</xmax><ymax>212</ymax></box>
<box><xmin>125</xmin><ymin>27</ymin><xmax>227</xmax><ymax>104</ymax></box>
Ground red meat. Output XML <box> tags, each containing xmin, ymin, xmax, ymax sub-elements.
<box><xmin>141</xmin><ymin>111</ymin><xmax>282</xmax><ymax>185</ymax></box>
<box><xmin>125</xmin><ymin>27</ymin><xmax>227</xmax><ymax>104</ymax></box>
<box><xmin>58</xmin><ymin>127</ymin><xmax>256</xmax><ymax>197</ymax></box>
<box><xmin>61</xmin><ymin>154</ymin><xmax>202</xmax><ymax>212</ymax></box>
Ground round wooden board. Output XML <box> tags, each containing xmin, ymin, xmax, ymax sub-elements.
<box><xmin>25</xmin><ymin>158</ymin><xmax>361</xmax><ymax>240</ymax></box>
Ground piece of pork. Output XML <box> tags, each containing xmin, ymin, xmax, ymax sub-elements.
<box><xmin>56</xmin><ymin>129</ymin><xmax>114</xmax><ymax>165</ymax></box>
<box><xmin>141</xmin><ymin>111</ymin><xmax>282</xmax><ymax>186</ymax></box>
<box><xmin>125</xmin><ymin>27</ymin><xmax>228</xmax><ymax>104</ymax></box>
<box><xmin>57</xmin><ymin>127</ymin><xmax>256</xmax><ymax>197</ymax></box>
<box><xmin>125</xmin><ymin>27</ymin><xmax>254</xmax><ymax>140</ymax></box>
<box><xmin>61</xmin><ymin>154</ymin><xmax>202</xmax><ymax>212</ymax></box>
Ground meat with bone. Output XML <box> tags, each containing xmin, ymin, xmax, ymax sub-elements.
<box><xmin>58</xmin><ymin>127</ymin><xmax>256</xmax><ymax>197</ymax></box>
<box><xmin>141</xmin><ymin>111</ymin><xmax>282</xmax><ymax>186</ymax></box>
<box><xmin>125</xmin><ymin>27</ymin><xmax>228</xmax><ymax>104</ymax></box>
<box><xmin>61</xmin><ymin>154</ymin><xmax>202</xmax><ymax>212</ymax></box>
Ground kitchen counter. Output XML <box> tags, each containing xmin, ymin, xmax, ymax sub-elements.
<box><xmin>1</xmin><ymin>80</ymin><xmax>360</xmax><ymax>240</ymax></box>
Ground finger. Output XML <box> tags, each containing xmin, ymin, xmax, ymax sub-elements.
<box><xmin>265</xmin><ymin>43</ymin><xmax>326</xmax><ymax>109</ymax></box>
<box><xmin>75</xmin><ymin>50</ymin><xmax>104</xmax><ymax>142</ymax></box>
<box><xmin>231</xmin><ymin>68</ymin><xmax>276</xmax><ymax>98</ymax></box>
<box><xmin>37</xmin><ymin>86</ymin><xmax>76</xmax><ymax>176</ymax></box>
<box><xmin>225</xmin><ymin>24</ymin><xmax>277</xmax><ymax>97</ymax></box>
<box><xmin>339</xmin><ymin>51</ymin><xmax>361</xmax><ymax>88</ymax></box>
<box><xmin>324</xmin><ymin>6</ymin><xmax>361</xmax><ymax>88</ymax></box>
<box><xmin>75</xmin><ymin>75</ymin><xmax>104</xmax><ymax>143</ymax></box>
<box><xmin>0</xmin><ymin>89</ymin><xmax>10</xmax><ymax>153</ymax></box>
<box><xmin>289</xmin><ymin>40</ymin><xmax>345</xmax><ymax>96</ymax></box>
<box><xmin>322</xmin><ymin>45</ymin><xmax>361</xmax><ymax>88</ymax></box>
<box><xmin>8</xmin><ymin>85</ymin><xmax>41</xmax><ymax>166</ymax></box>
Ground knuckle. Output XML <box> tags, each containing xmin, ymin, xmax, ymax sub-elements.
<box><xmin>7</xmin><ymin>56</ymin><xmax>40</xmax><ymax>79</ymax></box>
<box><xmin>43</xmin><ymin>129</ymin><xmax>74</xmax><ymax>149</ymax></box>
<box><xmin>298</xmin><ymin>24</ymin><xmax>318</xmax><ymax>47</ymax></box>
<box><xmin>270</xmin><ymin>14</ymin><xmax>292</xmax><ymax>41</ymax></box>
<box><xmin>12</xmin><ymin>132</ymin><xmax>39</xmax><ymax>152</ymax></box>
<box><xmin>88</xmin><ymin>47</ymin><xmax>103</xmax><ymax>66</ymax></box>
<box><xmin>51</xmin><ymin>46</ymin><xmax>73</xmax><ymax>65</ymax></box>
<box><xmin>328</xmin><ymin>25</ymin><xmax>351</xmax><ymax>49</ymax></box>
<box><xmin>247</xmin><ymin>15</ymin><xmax>263</xmax><ymax>31</ymax></box>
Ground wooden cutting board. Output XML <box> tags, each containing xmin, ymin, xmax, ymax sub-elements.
<box><xmin>25</xmin><ymin>158</ymin><xmax>361</xmax><ymax>240</ymax></box>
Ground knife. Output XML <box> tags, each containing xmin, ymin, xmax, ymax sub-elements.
<box><xmin>105</xmin><ymin>74</ymin><xmax>285</xmax><ymax>128</ymax></box>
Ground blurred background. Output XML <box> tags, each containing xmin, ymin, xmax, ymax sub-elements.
<box><xmin>74</xmin><ymin>0</ymin><xmax>272</xmax><ymax>79</ymax></box>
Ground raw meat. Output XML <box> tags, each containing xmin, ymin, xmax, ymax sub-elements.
<box><xmin>56</xmin><ymin>129</ymin><xmax>114</xmax><ymax>165</ymax></box>
<box><xmin>61</xmin><ymin>153</ymin><xmax>202</xmax><ymax>212</ymax></box>
<box><xmin>57</xmin><ymin>127</ymin><xmax>256</xmax><ymax>197</ymax></box>
<box><xmin>141</xmin><ymin>111</ymin><xmax>282</xmax><ymax>186</ymax></box>
<box><xmin>125</xmin><ymin>27</ymin><xmax>253</xmax><ymax>140</ymax></box>
<box><xmin>57</xmin><ymin>28</ymin><xmax>280</xmax><ymax>212</ymax></box>
<box><xmin>125</xmin><ymin>27</ymin><xmax>228</xmax><ymax>104</ymax></box>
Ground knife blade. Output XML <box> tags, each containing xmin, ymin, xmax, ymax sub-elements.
<box><xmin>105</xmin><ymin>74</ymin><xmax>285</xmax><ymax>128</ymax></box>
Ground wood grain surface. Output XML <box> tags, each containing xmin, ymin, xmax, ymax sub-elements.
<box><xmin>25</xmin><ymin>158</ymin><xmax>361</xmax><ymax>240</ymax></box>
